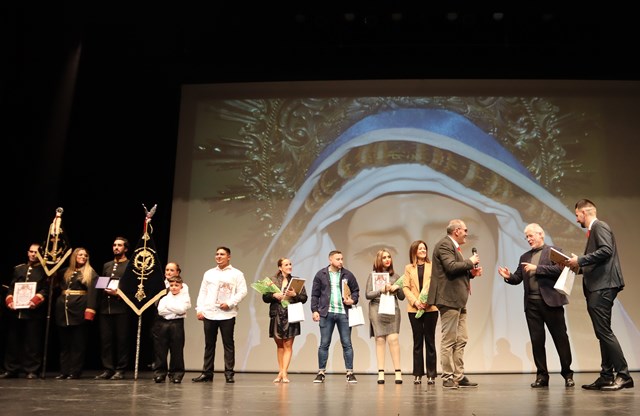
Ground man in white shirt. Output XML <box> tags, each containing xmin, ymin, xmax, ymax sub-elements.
<box><xmin>192</xmin><ymin>247</ymin><xmax>247</xmax><ymax>383</ymax></box>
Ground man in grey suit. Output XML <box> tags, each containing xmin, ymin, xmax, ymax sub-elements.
<box><xmin>499</xmin><ymin>223</ymin><xmax>574</xmax><ymax>388</ymax></box>
<box><xmin>427</xmin><ymin>219</ymin><xmax>482</xmax><ymax>389</ymax></box>
<box><xmin>566</xmin><ymin>199</ymin><xmax>634</xmax><ymax>391</ymax></box>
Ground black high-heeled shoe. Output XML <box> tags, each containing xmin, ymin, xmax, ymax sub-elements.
<box><xmin>395</xmin><ymin>369</ymin><xmax>403</xmax><ymax>384</ymax></box>
<box><xmin>413</xmin><ymin>376</ymin><xmax>422</xmax><ymax>385</ymax></box>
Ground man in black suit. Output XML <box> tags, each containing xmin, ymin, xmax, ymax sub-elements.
<box><xmin>499</xmin><ymin>223</ymin><xmax>574</xmax><ymax>388</ymax></box>
<box><xmin>566</xmin><ymin>199</ymin><xmax>633</xmax><ymax>391</ymax></box>
<box><xmin>427</xmin><ymin>219</ymin><xmax>481</xmax><ymax>389</ymax></box>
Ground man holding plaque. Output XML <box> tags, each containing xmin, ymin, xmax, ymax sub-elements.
<box><xmin>192</xmin><ymin>246</ymin><xmax>247</xmax><ymax>384</ymax></box>
<box><xmin>566</xmin><ymin>199</ymin><xmax>633</xmax><ymax>391</ymax></box>
<box><xmin>1</xmin><ymin>243</ymin><xmax>49</xmax><ymax>379</ymax></box>
<box><xmin>310</xmin><ymin>250</ymin><xmax>360</xmax><ymax>384</ymax></box>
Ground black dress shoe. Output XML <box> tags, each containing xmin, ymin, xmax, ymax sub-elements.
<box><xmin>192</xmin><ymin>374</ymin><xmax>213</xmax><ymax>383</ymax></box>
<box><xmin>582</xmin><ymin>376</ymin><xmax>614</xmax><ymax>390</ymax></box>
<box><xmin>600</xmin><ymin>376</ymin><xmax>634</xmax><ymax>391</ymax></box>
<box><xmin>565</xmin><ymin>378</ymin><xmax>575</xmax><ymax>387</ymax></box>
<box><xmin>154</xmin><ymin>376</ymin><xmax>165</xmax><ymax>383</ymax></box>
<box><xmin>55</xmin><ymin>374</ymin><xmax>68</xmax><ymax>380</ymax></box>
<box><xmin>110</xmin><ymin>371</ymin><xmax>125</xmax><ymax>380</ymax></box>
<box><xmin>225</xmin><ymin>376</ymin><xmax>235</xmax><ymax>383</ymax></box>
<box><xmin>26</xmin><ymin>373</ymin><xmax>39</xmax><ymax>379</ymax></box>
<box><xmin>458</xmin><ymin>376</ymin><xmax>478</xmax><ymax>387</ymax></box>
<box><xmin>95</xmin><ymin>371</ymin><xmax>114</xmax><ymax>380</ymax></box>
<box><xmin>67</xmin><ymin>374</ymin><xmax>80</xmax><ymax>380</ymax></box>
<box><xmin>0</xmin><ymin>372</ymin><xmax>17</xmax><ymax>379</ymax></box>
<box><xmin>171</xmin><ymin>378</ymin><xmax>182</xmax><ymax>384</ymax></box>
<box><xmin>531</xmin><ymin>378</ymin><xmax>549</xmax><ymax>388</ymax></box>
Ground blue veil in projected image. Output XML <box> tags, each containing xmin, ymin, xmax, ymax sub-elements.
<box><xmin>239</xmin><ymin>105</ymin><xmax>639</xmax><ymax>373</ymax></box>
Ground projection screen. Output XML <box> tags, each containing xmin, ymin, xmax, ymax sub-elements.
<box><xmin>170</xmin><ymin>79</ymin><xmax>640</xmax><ymax>374</ymax></box>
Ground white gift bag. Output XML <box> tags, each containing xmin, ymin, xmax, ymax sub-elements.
<box><xmin>348</xmin><ymin>305</ymin><xmax>365</xmax><ymax>327</ymax></box>
<box><xmin>378</xmin><ymin>293</ymin><xmax>396</xmax><ymax>315</ymax></box>
<box><xmin>287</xmin><ymin>302</ymin><xmax>305</xmax><ymax>323</ymax></box>
<box><xmin>554</xmin><ymin>266</ymin><xmax>576</xmax><ymax>296</ymax></box>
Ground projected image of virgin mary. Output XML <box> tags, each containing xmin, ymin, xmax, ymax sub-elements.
<box><xmin>242</xmin><ymin>108</ymin><xmax>640</xmax><ymax>374</ymax></box>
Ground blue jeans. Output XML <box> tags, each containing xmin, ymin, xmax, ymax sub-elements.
<box><xmin>318</xmin><ymin>312</ymin><xmax>353</xmax><ymax>371</ymax></box>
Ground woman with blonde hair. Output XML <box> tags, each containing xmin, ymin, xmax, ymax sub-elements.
<box><xmin>54</xmin><ymin>247</ymin><xmax>98</xmax><ymax>379</ymax></box>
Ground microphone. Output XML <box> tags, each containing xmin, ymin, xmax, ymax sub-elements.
<box><xmin>471</xmin><ymin>247</ymin><xmax>479</xmax><ymax>269</ymax></box>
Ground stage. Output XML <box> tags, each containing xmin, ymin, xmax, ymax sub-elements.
<box><xmin>0</xmin><ymin>371</ymin><xmax>637</xmax><ymax>415</ymax></box>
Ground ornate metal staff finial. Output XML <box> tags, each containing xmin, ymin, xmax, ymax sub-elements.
<box><xmin>132</xmin><ymin>204</ymin><xmax>158</xmax><ymax>301</ymax></box>
<box><xmin>38</xmin><ymin>207</ymin><xmax>72</xmax><ymax>276</ymax></box>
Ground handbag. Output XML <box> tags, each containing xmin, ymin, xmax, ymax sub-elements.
<box><xmin>554</xmin><ymin>266</ymin><xmax>576</xmax><ymax>296</ymax></box>
<box><xmin>348</xmin><ymin>305</ymin><xmax>365</xmax><ymax>327</ymax></box>
<box><xmin>287</xmin><ymin>302</ymin><xmax>305</xmax><ymax>323</ymax></box>
<box><xmin>378</xmin><ymin>293</ymin><xmax>396</xmax><ymax>315</ymax></box>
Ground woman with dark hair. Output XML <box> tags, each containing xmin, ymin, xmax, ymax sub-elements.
<box><xmin>365</xmin><ymin>249</ymin><xmax>405</xmax><ymax>384</ymax></box>
<box><xmin>262</xmin><ymin>258</ymin><xmax>308</xmax><ymax>383</ymax></box>
<box><xmin>402</xmin><ymin>240</ymin><xmax>438</xmax><ymax>385</ymax></box>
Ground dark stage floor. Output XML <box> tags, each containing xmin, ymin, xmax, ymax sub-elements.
<box><xmin>0</xmin><ymin>371</ymin><xmax>638</xmax><ymax>415</ymax></box>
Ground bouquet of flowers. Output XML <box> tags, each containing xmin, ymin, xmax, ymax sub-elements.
<box><xmin>251</xmin><ymin>277</ymin><xmax>290</xmax><ymax>308</ymax></box>
<box><xmin>414</xmin><ymin>284</ymin><xmax>429</xmax><ymax>318</ymax></box>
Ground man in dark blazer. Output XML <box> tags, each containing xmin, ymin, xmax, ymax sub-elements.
<box><xmin>427</xmin><ymin>219</ymin><xmax>481</xmax><ymax>389</ymax></box>
<box><xmin>566</xmin><ymin>199</ymin><xmax>633</xmax><ymax>391</ymax></box>
<box><xmin>499</xmin><ymin>223</ymin><xmax>574</xmax><ymax>388</ymax></box>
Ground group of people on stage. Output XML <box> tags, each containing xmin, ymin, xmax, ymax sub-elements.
<box><xmin>0</xmin><ymin>236</ymin><xmax>194</xmax><ymax>383</ymax></box>
<box><xmin>249</xmin><ymin>198</ymin><xmax>632</xmax><ymax>391</ymax></box>
<box><xmin>0</xmin><ymin>199</ymin><xmax>634</xmax><ymax>392</ymax></box>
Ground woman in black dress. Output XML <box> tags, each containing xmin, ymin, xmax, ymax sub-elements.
<box><xmin>262</xmin><ymin>258</ymin><xmax>308</xmax><ymax>383</ymax></box>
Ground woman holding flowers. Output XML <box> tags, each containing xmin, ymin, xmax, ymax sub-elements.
<box><xmin>402</xmin><ymin>240</ymin><xmax>438</xmax><ymax>385</ymax></box>
<box><xmin>365</xmin><ymin>249</ymin><xmax>405</xmax><ymax>384</ymax></box>
<box><xmin>262</xmin><ymin>258</ymin><xmax>307</xmax><ymax>383</ymax></box>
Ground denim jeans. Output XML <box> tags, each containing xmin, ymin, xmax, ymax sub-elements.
<box><xmin>318</xmin><ymin>312</ymin><xmax>353</xmax><ymax>371</ymax></box>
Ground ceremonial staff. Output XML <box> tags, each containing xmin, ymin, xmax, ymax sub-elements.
<box><xmin>37</xmin><ymin>207</ymin><xmax>72</xmax><ymax>379</ymax></box>
<box><xmin>117</xmin><ymin>204</ymin><xmax>166</xmax><ymax>380</ymax></box>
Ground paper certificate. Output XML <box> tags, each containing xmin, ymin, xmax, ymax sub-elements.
<box><xmin>372</xmin><ymin>272</ymin><xmax>389</xmax><ymax>291</ymax></box>
<box><xmin>14</xmin><ymin>282</ymin><xmax>37</xmax><ymax>309</ymax></box>
<box><xmin>216</xmin><ymin>282</ymin><xmax>234</xmax><ymax>305</ymax></box>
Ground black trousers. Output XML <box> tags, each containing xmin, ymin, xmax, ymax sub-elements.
<box><xmin>98</xmin><ymin>313</ymin><xmax>131</xmax><ymax>372</ymax></box>
<box><xmin>525</xmin><ymin>297</ymin><xmax>573</xmax><ymax>379</ymax></box>
<box><xmin>3</xmin><ymin>316</ymin><xmax>44</xmax><ymax>374</ymax></box>
<box><xmin>586</xmin><ymin>288</ymin><xmax>629</xmax><ymax>378</ymax></box>
<box><xmin>58</xmin><ymin>323</ymin><xmax>88</xmax><ymax>376</ymax></box>
<box><xmin>201</xmin><ymin>317</ymin><xmax>235</xmax><ymax>378</ymax></box>
<box><xmin>152</xmin><ymin>317</ymin><xmax>185</xmax><ymax>380</ymax></box>
<box><xmin>408</xmin><ymin>311</ymin><xmax>439</xmax><ymax>378</ymax></box>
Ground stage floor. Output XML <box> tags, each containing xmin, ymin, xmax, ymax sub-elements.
<box><xmin>0</xmin><ymin>371</ymin><xmax>638</xmax><ymax>415</ymax></box>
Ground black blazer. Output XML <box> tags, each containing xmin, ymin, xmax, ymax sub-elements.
<box><xmin>579</xmin><ymin>219</ymin><xmax>624</xmax><ymax>293</ymax></box>
<box><xmin>504</xmin><ymin>244</ymin><xmax>568</xmax><ymax>309</ymax></box>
